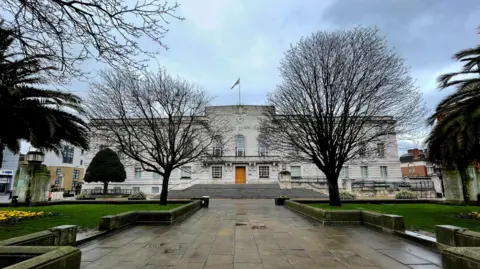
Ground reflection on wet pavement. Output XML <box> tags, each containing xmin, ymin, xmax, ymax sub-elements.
<box><xmin>80</xmin><ymin>199</ymin><xmax>442</xmax><ymax>269</ymax></box>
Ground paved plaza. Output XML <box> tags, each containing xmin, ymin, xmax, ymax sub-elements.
<box><xmin>80</xmin><ymin>199</ymin><xmax>442</xmax><ymax>269</ymax></box>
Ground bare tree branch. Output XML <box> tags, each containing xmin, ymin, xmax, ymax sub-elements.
<box><xmin>259</xmin><ymin>27</ymin><xmax>426</xmax><ymax>206</ymax></box>
<box><xmin>86</xmin><ymin>67</ymin><xmax>230</xmax><ymax>204</ymax></box>
<box><xmin>0</xmin><ymin>0</ymin><xmax>183</xmax><ymax>83</ymax></box>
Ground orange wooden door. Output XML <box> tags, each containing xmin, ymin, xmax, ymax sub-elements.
<box><xmin>235</xmin><ymin>167</ymin><xmax>246</xmax><ymax>184</ymax></box>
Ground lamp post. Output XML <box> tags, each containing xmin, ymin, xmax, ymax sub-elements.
<box><xmin>23</xmin><ymin>149</ymin><xmax>46</xmax><ymax>206</ymax></box>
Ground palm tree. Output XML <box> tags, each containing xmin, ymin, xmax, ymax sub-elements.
<box><xmin>0</xmin><ymin>26</ymin><xmax>89</xmax><ymax>168</ymax></box>
<box><xmin>426</xmin><ymin>40</ymin><xmax>480</xmax><ymax>202</ymax></box>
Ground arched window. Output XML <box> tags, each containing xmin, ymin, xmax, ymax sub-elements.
<box><xmin>236</xmin><ymin>135</ymin><xmax>246</xmax><ymax>156</ymax></box>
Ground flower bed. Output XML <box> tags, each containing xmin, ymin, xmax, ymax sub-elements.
<box><xmin>0</xmin><ymin>211</ymin><xmax>58</xmax><ymax>226</ymax></box>
<box><xmin>457</xmin><ymin>211</ymin><xmax>480</xmax><ymax>221</ymax></box>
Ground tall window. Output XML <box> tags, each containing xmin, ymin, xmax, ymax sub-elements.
<box><xmin>151</xmin><ymin>187</ymin><xmax>159</xmax><ymax>193</ymax></box>
<box><xmin>62</xmin><ymin>146</ymin><xmax>74</xmax><ymax>164</ymax></box>
<box><xmin>236</xmin><ymin>135</ymin><xmax>246</xmax><ymax>156</ymax></box>
<box><xmin>358</xmin><ymin>144</ymin><xmax>366</xmax><ymax>158</ymax></box>
<box><xmin>212</xmin><ymin>166</ymin><xmax>223</xmax><ymax>178</ymax></box>
<box><xmin>427</xmin><ymin>166</ymin><xmax>434</xmax><ymax>175</ymax></box>
<box><xmin>377</xmin><ymin>143</ymin><xmax>385</xmax><ymax>158</ymax></box>
<box><xmin>409</xmin><ymin>166</ymin><xmax>415</xmax><ymax>176</ymax></box>
<box><xmin>132</xmin><ymin>187</ymin><xmax>140</xmax><ymax>193</ymax></box>
<box><xmin>341</xmin><ymin>166</ymin><xmax>349</xmax><ymax>178</ymax></box>
<box><xmin>73</xmin><ymin>169</ymin><xmax>80</xmax><ymax>180</ymax></box>
<box><xmin>380</xmin><ymin>166</ymin><xmax>388</xmax><ymax>178</ymax></box>
<box><xmin>180</xmin><ymin>166</ymin><xmax>191</xmax><ymax>179</ymax></box>
<box><xmin>56</xmin><ymin>168</ymin><xmax>61</xmax><ymax>175</ymax></box>
<box><xmin>258</xmin><ymin>142</ymin><xmax>268</xmax><ymax>157</ymax></box>
<box><xmin>80</xmin><ymin>160</ymin><xmax>83</xmax><ymax>166</ymax></box>
<box><xmin>291</xmin><ymin>166</ymin><xmax>301</xmax><ymax>179</ymax></box>
<box><xmin>213</xmin><ymin>135</ymin><xmax>223</xmax><ymax>157</ymax></box>
<box><xmin>259</xmin><ymin>166</ymin><xmax>270</xmax><ymax>178</ymax></box>
<box><xmin>134</xmin><ymin>167</ymin><xmax>142</xmax><ymax>179</ymax></box>
<box><xmin>361</xmin><ymin>166</ymin><xmax>368</xmax><ymax>178</ymax></box>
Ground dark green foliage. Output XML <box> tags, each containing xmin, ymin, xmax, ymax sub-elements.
<box><xmin>426</xmin><ymin>32</ymin><xmax>480</xmax><ymax>202</ymax></box>
<box><xmin>0</xmin><ymin>25</ymin><xmax>89</xmax><ymax>167</ymax></box>
<box><xmin>84</xmin><ymin>148</ymin><xmax>126</xmax><ymax>193</ymax></box>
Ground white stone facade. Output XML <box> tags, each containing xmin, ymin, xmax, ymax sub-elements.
<box><xmin>83</xmin><ymin>105</ymin><xmax>403</xmax><ymax>194</ymax></box>
<box><xmin>0</xmin><ymin>149</ymin><xmax>19</xmax><ymax>194</ymax></box>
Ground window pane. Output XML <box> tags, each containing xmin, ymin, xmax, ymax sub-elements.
<box><xmin>181</xmin><ymin>166</ymin><xmax>191</xmax><ymax>179</ymax></box>
<box><xmin>236</xmin><ymin>135</ymin><xmax>245</xmax><ymax>156</ymax></box>
<box><xmin>361</xmin><ymin>166</ymin><xmax>368</xmax><ymax>178</ymax></box>
<box><xmin>135</xmin><ymin>167</ymin><xmax>142</xmax><ymax>179</ymax></box>
<box><xmin>291</xmin><ymin>166</ymin><xmax>301</xmax><ymax>178</ymax></box>
<box><xmin>377</xmin><ymin>143</ymin><xmax>385</xmax><ymax>158</ymax></box>
<box><xmin>151</xmin><ymin>187</ymin><xmax>159</xmax><ymax>193</ymax></box>
<box><xmin>259</xmin><ymin>166</ymin><xmax>270</xmax><ymax>178</ymax></box>
<box><xmin>341</xmin><ymin>166</ymin><xmax>349</xmax><ymax>178</ymax></box>
<box><xmin>213</xmin><ymin>147</ymin><xmax>222</xmax><ymax>157</ymax></box>
<box><xmin>380</xmin><ymin>166</ymin><xmax>387</xmax><ymax>178</ymax></box>
<box><xmin>132</xmin><ymin>187</ymin><xmax>140</xmax><ymax>192</ymax></box>
<box><xmin>212</xmin><ymin>166</ymin><xmax>222</xmax><ymax>178</ymax></box>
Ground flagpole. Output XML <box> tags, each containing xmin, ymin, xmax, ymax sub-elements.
<box><xmin>238</xmin><ymin>80</ymin><xmax>241</xmax><ymax>105</ymax></box>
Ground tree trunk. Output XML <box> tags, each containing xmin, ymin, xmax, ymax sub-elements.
<box><xmin>159</xmin><ymin>170</ymin><xmax>171</xmax><ymax>205</ymax></box>
<box><xmin>327</xmin><ymin>175</ymin><xmax>341</xmax><ymax>206</ymax></box>
<box><xmin>459</xmin><ymin>168</ymin><xmax>471</xmax><ymax>203</ymax></box>
<box><xmin>0</xmin><ymin>143</ymin><xmax>4</xmax><ymax>170</ymax></box>
<box><xmin>103</xmin><ymin>181</ymin><xmax>109</xmax><ymax>195</ymax></box>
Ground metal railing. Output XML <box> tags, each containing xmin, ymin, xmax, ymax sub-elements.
<box><xmin>351</xmin><ymin>180</ymin><xmax>435</xmax><ymax>191</ymax></box>
<box><xmin>82</xmin><ymin>189</ymin><xmax>133</xmax><ymax>195</ymax></box>
<box><xmin>290</xmin><ymin>177</ymin><xmax>328</xmax><ymax>184</ymax></box>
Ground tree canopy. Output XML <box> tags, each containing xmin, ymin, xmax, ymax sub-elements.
<box><xmin>84</xmin><ymin>148</ymin><xmax>126</xmax><ymax>193</ymax></box>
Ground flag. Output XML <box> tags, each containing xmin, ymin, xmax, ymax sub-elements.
<box><xmin>230</xmin><ymin>78</ymin><xmax>240</xmax><ymax>89</ymax></box>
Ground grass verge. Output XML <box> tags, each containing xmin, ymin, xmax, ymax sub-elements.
<box><xmin>0</xmin><ymin>204</ymin><xmax>180</xmax><ymax>241</ymax></box>
<box><xmin>311</xmin><ymin>203</ymin><xmax>480</xmax><ymax>233</ymax></box>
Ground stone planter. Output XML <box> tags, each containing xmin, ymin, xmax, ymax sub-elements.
<box><xmin>275</xmin><ymin>197</ymin><xmax>289</xmax><ymax>205</ymax></box>
<box><xmin>76</xmin><ymin>198</ymin><xmax>96</xmax><ymax>200</ymax></box>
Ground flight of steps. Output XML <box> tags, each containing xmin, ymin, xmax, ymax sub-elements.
<box><xmin>156</xmin><ymin>183</ymin><xmax>328</xmax><ymax>199</ymax></box>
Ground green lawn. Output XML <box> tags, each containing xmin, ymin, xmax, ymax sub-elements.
<box><xmin>0</xmin><ymin>204</ymin><xmax>179</xmax><ymax>241</ymax></box>
<box><xmin>311</xmin><ymin>203</ymin><xmax>480</xmax><ymax>233</ymax></box>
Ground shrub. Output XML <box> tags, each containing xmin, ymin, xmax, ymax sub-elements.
<box><xmin>395</xmin><ymin>190</ymin><xmax>418</xmax><ymax>199</ymax></box>
<box><xmin>76</xmin><ymin>193</ymin><xmax>91</xmax><ymax>199</ymax></box>
<box><xmin>129</xmin><ymin>192</ymin><xmax>147</xmax><ymax>199</ymax></box>
<box><xmin>340</xmin><ymin>191</ymin><xmax>356</xmax><ymax>200</ymax></box>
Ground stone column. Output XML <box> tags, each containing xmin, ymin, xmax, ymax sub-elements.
<box><xmin>50</xmin><ymin>225</ymin><xmax>78</xmax><ymax>246</ymax></box>
<box><xmin>278</xmin><ymin>171</ymin><xmax>291</xmax><ymax>190</ymax></box>
<box><xmin>442</xmin><ymin>170</ymin><xmax>464</xmax><ymax>202</ymax></box>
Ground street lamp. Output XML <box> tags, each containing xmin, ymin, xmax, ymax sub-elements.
<box><xmin>25</xmin><ymin>150</ymin><xmax>45</xmax><ymax>164</ymax></box>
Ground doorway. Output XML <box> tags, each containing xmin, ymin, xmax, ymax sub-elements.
<box><xmin>235</xmin><ymin>167</ymin><xmax>246</xmax><ymax>184</ymax></box>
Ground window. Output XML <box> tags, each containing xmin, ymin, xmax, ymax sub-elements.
<box><xmin>153</xmin><ymin>172</ymin><xmax>161</xmax><ymax>180</ymax></box>
<box><xmin>212</xmin><ymin>166</ymin><xmax>223</xmax><ymax>178</ymax></box>
<box><xmin>132</xmin><ymin>187</ymin><xmax>140</xmax><ymax>193</ymax></box>
<box><xmin>259</xmin><ymin>166</ymin><xmax>270</xmax><ymax>178</ymax></box>
<box><xmin>151</xmin><ymin>187</ymin><xmax>159</xmax><ymax>193</ymax></box>
<box><xmin>213</xmin><ymin>147</ymin><xmax>223</xmax><ymax>157</ymax></box>
<box><xmin>380</xmin><ymin>166</ymin><xmax>388</xmax><ymax>178</ymax></box>
<box><xmin>291</xmin><ymin>166</ymin><xmax>301</xmax><ymax>178</ymax></box>
<box><xmin>377</xmin><ymin>143</ymin><xmax>385</xmax><ymax>158</ymax></box>
<box><xmin>73</xmin><ymin>170</ymin><xmax>80</xmax><ymax>180</ymax></box>
<box><xmin>236</xmin><ymin>135</ymin><xmax>246</xmax><ymax>156</ymax></box>
<box><xmin>56</xmin><ymin>168</ymin><xmax>61</xmax><ymax>175</ymax></box>
<box><xmin>134</xmin><ymin>167</ymin><xmax>142</xmax><ymax>179</ymax></box>
<box><xmin>427</xmin><ymin>166</ymin><xmax>434</xmax><ymax>175</ymax></box>
<box><xmin>180</xmin><ymin>166</ymin><xmax>191</xmax><ymax>179</ymax></box>
<box><xmin>361</xmin><ymin>166</ymin><xmax>368</xmax><ymax>178</ymax></box>
<box><xmin>341</xmin><ymin>166</ymin><xmax>349</xmax><ymax>178</ymax></box>
<box><xmin>258</xmin><ymin>143</ymin><xmax>268</xmax><ymax>157</ymax></box>
<box><xmin>62</xmin><ymin>146</ymin><xmax>74</xmax><ymax>164</ymax></box>
<box><xmin>409</xmin><ymin>167</ymin><xmax>415</xmax><ymax>176</ymax></box>
<box><xmin>81</xmin><ymin>150</ymin><xmax>85</xmax><ymax>155</ymax></box>
<box><xmin>359</xmin><ymin>144</ymin><xmax>366</xmax><ymax>158</ymax></box>
<box><xmin>80</xmin><ymin>160</ymin><xmax>83</xmax><ymax>166</ymax></box>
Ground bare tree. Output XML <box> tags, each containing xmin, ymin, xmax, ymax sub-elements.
<box><xmin>260</xmin><ymin>27</ymin><xmax>425</xmax><ymax>206</ymax></box>
<box><xmin>0</xmin><ymin>0</ymin><xmax>183</xmax><ymax>83</ymax></box>
<box><xmin>87</xmin><ymin>68</ymin><xmax>228</xmax><ymax>204</ymax></box>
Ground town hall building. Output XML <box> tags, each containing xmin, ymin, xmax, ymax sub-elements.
<box><xmin>82</xmin><ymin>105</ymin><xmax>403</xmax><ymax>194</ymax></box>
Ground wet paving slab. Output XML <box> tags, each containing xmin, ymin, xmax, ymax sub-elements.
<box><xmin>79</xmin><ymin>199</ymin><xmax>442</xmax><ymax>269</ymax></box>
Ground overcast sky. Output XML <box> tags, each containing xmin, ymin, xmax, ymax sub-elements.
<box><xmin>20</xmin><ymin>0</ymin><xmax>480</xmax><ymax>154</ymax></box>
